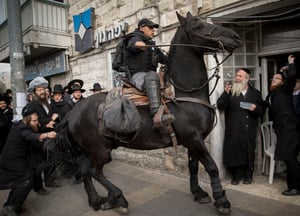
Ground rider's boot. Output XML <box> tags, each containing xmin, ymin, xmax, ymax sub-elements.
<box><xmin>145</xmin><ymin>72</ymin><xmax>175</xmax><ymax>127</ymax></box>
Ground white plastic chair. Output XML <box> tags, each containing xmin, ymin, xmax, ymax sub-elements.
<box><xmin>260</xmin><ymin>121</ymin><xmax>277</xmax><ymax>184</ymax></box>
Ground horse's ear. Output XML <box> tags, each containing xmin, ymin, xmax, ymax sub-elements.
<box><xmin>186</xmin><ymin>11</ymin><xmax>193</xmax><ymax>18</ymax></box>
<box><xmin>176</xmin><ymin>11</ymin><xmax>186</xmax><ymax>26</ymax></box>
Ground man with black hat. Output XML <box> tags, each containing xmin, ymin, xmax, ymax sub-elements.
<box><xmin>90</xmin><ymin>83</ymin><xmax>104</xmax><ymax>94</ymax></box>
<box><xmin>0</xmin><ymin>108</ymin><xmax>56</xmax><ymax>216</ymax></box>
<box><xmin>0</xmin><ymin>95</ymin><xmax>13</xmax><ymax>153</ymax></box>
<box><xmin>66</xmin><ymin>83</ymin><xmax>85</xmax><ymax>108</ymax></box>
<box><xmin>217</xmin><ymin>68</ymin><xmax>264</xmax><ymax>185</ymax></box>
<box><xmin>267</xmin><ymin>55</ymin><xmax>300</xmax><ymax>196</ymax></box>
<box><xmin>124</xmin><ymin>18</ymin><xmax>175</xmax><ymax>127</ymax></box>
<box><xmin>65</xmin><ymin>83</ymin><xmax>86</xmax><ymax>184</ymax></box>
<box><xmin>51</xmin><ymin>84</ymin><xmax>72</xmax><ymax>123</ymax></box>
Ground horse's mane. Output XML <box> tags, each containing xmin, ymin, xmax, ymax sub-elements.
<box><xmin>166</xmin><ymin>26</ymin><xmax>184</xmax><ymax>76</ymax></box>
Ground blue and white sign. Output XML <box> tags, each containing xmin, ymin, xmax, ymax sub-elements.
<box><xmin>73</xmin><ymin>7</ymin><xmax>95</xmax><ymax>52</ymax></box>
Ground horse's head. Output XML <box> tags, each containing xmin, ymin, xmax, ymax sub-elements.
<box><xmin>176</xmin><ymin>12</ymin><xmax>241</xmax><ymax>53</ymax></box>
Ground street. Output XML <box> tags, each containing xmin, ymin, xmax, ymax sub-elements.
<box><xmin>0</xmin><ymin>160</ymin><xmax>299</xmax><ymax>216</ymax></box>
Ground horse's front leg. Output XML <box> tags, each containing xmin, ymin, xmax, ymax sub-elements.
<box><xmin>196</xmin><ymin>142</ymin><xmax>231</xmax><ymax>215</ymax></box>
<box><xmin>90</xmin><ymin>170</ymin><xmax>129</xmax><ymax>214</ymax></box>
<box><xmin>83</xmin><ymin>175</ymin><xmax>107</xmax><ymax>211</ymax></box>
<box><xmin>188</xmin><ymin>150</ymin><xmax>211</xmax><ymax>203</ymax></box>
<box><xmin>79</xmin><ymin>157</ymin><xmax>107</xmax><ymax>210</ymax></box>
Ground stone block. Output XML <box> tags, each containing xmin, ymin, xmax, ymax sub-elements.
<box><xmin>158</xmin><ymin>0</ymin><xmax>174</xmax><ymax>13</ymax></box>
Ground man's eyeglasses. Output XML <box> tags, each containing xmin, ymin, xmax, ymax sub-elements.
<box><xmin>270</xmin><ymin>77</ymin><xmax>282</xmax><ymax>81</ymax></box>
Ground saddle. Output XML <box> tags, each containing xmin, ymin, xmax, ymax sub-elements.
<box><xmin>98</xmin><ymin>76</ymin><xmax>178</xmax><ymax>152</ymax></box>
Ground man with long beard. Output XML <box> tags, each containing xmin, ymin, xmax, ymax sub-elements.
<box><xmin>267</xmin><ymin>55</ymin><xmax>300</xmax><ymax>196</ymax></box>
<box><xmin>217</xmin><ymin>68</ymin><xmax>264</xmax><ymax>185</ymax></box>
<box><xmin>0</xmin><ymin>109</ymin><xmax>56</xmax><ymax>216</ymax></box>
<box><xmin>25</xmin><ymin>76</ymin><xmax>60</xmax><ymax>195</ymax></box>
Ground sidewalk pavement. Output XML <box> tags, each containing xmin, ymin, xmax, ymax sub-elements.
<box><xmin>0</xmin><ymin>160</ymin><xmax>299</xmax><ymax>216</ymax></box>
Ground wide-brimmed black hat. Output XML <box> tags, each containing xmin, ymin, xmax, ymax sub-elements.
<box><xmin>67</xmin><ymin>79</ymin><xmax>84</xmax><ymax>94</ymax></box>
<box><xmin>52</xmin><ymin>84</ymin><xmax>64</xmax><ymax>94</ymax></box>
<box><xmin>67</xmin><ymin>79</ymin><xmax>84</xmax><ymax>89</ymax></box>
<box><xmin>90</xmin><ymin>83</ymin><xmax>104</xmax><ymax>91</ymax></box>
<box><xmin>138</xmin><ymin>18</ymin><xmax>159</xmax><ymax>28</ymax></box>
<box><xmin>69</xmin><ymin>84</ymin><xmax>86</xmax><ymax>93</ymax></box>
<box><xmin>0</xmin><ymin>95</ymin><xmax>11</xmax><ymax>105</ymax></box>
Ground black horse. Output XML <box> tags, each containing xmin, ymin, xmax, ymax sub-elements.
<box><xmin>55</xmin><ymin>12</ymin><xmax>241</xmax><ymax>215</ymax></box>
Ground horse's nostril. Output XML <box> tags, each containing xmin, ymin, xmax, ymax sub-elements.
<box><xmin>235</xmin><ymin>34</ymin><xmax>241</xmax><ymax>41</ymax></box>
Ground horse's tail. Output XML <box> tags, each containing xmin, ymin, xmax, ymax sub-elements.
<box><xmin>39</xmin><ymin>112</ymin><xmax>83</xmax><ymax>180</ymax></box>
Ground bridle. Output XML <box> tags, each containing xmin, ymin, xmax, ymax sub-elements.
<box><xmin>142</xmin><ymin>24</ymin><xmax>233</xmax><ymax>95</ymax></box>
<box><xmin>145</xmin><ymin>43</ymin><xmax>231</xmax><ymax>95</ymax></box>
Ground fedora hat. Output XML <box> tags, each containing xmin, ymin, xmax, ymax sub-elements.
<box><xmin>0</xmin><ymin>95</ymin><xmax>11</xmax><ymax>105</ymax></box>
<box><xmin>69</xmin><ymin>84</ymin><xmax>86</xmax><ymax>93</ymax></box>
<box><xmin>52</xmin><ymin>84</ymin><xmax>64</xmax><ymax>94</ymax></box>
<box><xmin>90</xmin><ymin>83</ymin><xmax>104</xmax><ymax>91</ymax></box>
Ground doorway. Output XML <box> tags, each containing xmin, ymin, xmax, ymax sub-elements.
<box><xmin>261</xmin><ymin>52</ymin><xmax>300</xmax><ymax>107</ymax></box>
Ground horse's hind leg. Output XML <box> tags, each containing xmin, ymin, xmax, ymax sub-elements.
<box><xmin>197</xmin><ymin>148</ymin><xmax>231</xmax><ymax>215</ymax></box>
<box><xmin>90</xmin><ymin>171</ymin><xmax>129</xmax><ymax>214</ymax></box>
<box><xmin>188</xmin><ymin>150</ymin><xmax>211</xmax><ymax>203</ymax></box>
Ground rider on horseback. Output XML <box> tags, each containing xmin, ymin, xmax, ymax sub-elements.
<box><xmin>124</xmin><ymin>18</ymin><xmax>175</xmax><ymax>126</ymax></box>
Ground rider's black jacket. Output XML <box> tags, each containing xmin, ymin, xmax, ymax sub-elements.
<box><xmin>125</xmin><ymin>29</ymin><xmax>167</xmax><ymax>75</ymax></box>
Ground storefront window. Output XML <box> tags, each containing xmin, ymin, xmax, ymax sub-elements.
<box><xmin>222</xmin><ymin>23</ymin><xmax>258</xmax><ymax>88</ymax></box>
<box><xmin>0</xmin><ymin>0</ymin><xmax>28</xmax><ymax>25</ymax></box>
<box><xmin>0</xmin><ymin>0</ymin><xmax>7</xmax><ymax>25</ymax></box>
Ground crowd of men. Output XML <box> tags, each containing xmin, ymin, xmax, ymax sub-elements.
<box><xmin>0</xmin><ymin>79</ymin><xmax>104</xmax><ymax>215</ymax></box>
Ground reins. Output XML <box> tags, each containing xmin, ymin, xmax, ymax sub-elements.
<box><xmin>143</xmin><ymin>43</ymin><xmax>231</xmax><ymax>95</ymax></box>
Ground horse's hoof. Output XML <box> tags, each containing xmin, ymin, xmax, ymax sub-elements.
<box><xmin>101</xmin><ymin>202</ymin><xmax>112</xmax><ymax>210</ymax></box>
<box><xmin>115</xmin><ymin>207</ymin><xmax>129</xmax><ymax>215</ymax></box>
<box><xmin>194</xmin><ymin>196</ymin><xmax>212</xmax><ymax>204</ymax></box>
<box><xmin>217</xmin><ymin>207</ymin><xmax>231</xmax><ymax>215</ymax></box>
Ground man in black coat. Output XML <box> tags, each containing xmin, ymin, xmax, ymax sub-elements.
<box><xmin>66</xmin><ymin>84</ymin><xmax>85</xmax><ymax>108</ymax></box>
<box><xmin>0</xmin><ymin>95</ymin><xmax>13</xmax><ymax>154</ymax></box>
<box><xmin>0</xmin><ymin>109</ymin><xmax>56</xmax><ymax>216</ymax></box>
<box><xmin>51</xmin><ymin>84</ymin><xmax>72</xmax><ymax>124</ymax></box>
<box><xmin>267</xmin><ymin>55</ymin><xmax>300</xmax><ymax>196</ymax></box>
<box><xmin>25</xmin><ymin>76</ymin><xmax>60</xmax><ymax>194</ymax></box>
<box><xmin>217</xmin><ymin>68</ymin><xmax>264</xmax><ymax>185</ymax></box>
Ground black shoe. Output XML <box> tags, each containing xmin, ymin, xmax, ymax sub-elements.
<box><xmin>45</xmin><ymin>181</ymin><xmax>61</xmax><ymax>188</ymax></box>
<box><xmin>0</xmin><ymin>206</ymin><xmax>18</xmax><ymax>216</ymax></box>
<box><xmin>282</xmin><ymin>189</ymin><xmax>300</xmax><ymax>196</ymax></box>
<box><xmin>243</xmin><ymin>178</ymin><xmax>252</xmax><ymax>185</ymax></box>
<box><xmin>35</xmin><ymin>188</ymin><xmax>50</xmax><ymax>196</ymax></box>
<box><xmin>231</xmin><ymin>178</ymin><xmax>240</xmax><ymax>185</ymax></box>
